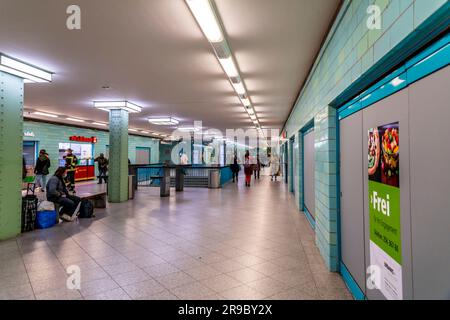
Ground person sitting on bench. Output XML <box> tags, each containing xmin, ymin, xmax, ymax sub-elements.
<box><xmin>46</xmin><ymin>167</ymin><xmax>81</xmax><ymax>222</ymax></box>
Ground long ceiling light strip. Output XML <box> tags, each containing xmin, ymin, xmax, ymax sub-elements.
<box><xmin>0</xmin><ymin>54</ymin><xmax>53</xmax><ymax>83</ymax></box>
<box><xmin>93</xmin><ymin>101</ymin><xmax>142</xmax><ymax>113</ymax></box>
<box><xmin>148</xmin><ymin>117</ymin><xmax>180</xmax><ymax>125</ymax></box>
<box><xmin>185</xmin><ymin>0</ymin><xmax>261</xmax><ymax>132</ymax></box>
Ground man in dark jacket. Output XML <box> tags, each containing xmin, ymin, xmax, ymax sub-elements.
<box><xmin>230</xmin><ymin>155</ymin><xmax>240</xmax><ymax>183</ymax></box>
<box><xmin>94</xmin><ymin>153</ymin><xmax>108</xmax><ymax>184</ymax></box>
<box><xmin>63</xmin><ymin>148</ymin><xmax>77</xmax><ymax>192</ymax></box>
<box><xmin>46</xmin><ymin>167</ymin><xmax>81</xmax><ymax>221</ymax></box>
<box><xmin>34</xmin><ymin>149</ymin><xmax>51</xmax><ymax>191</ymax></box>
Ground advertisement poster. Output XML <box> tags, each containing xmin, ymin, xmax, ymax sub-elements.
<box><xmin>368</xmin><ymin>122</ymin><xmax>402</xmax><ymax>300</ymax></box>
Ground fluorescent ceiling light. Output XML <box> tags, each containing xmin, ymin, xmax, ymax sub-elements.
<box><xmin>140</xmin><ymin>131</ymin><xmax>149</xmax><ymax>134</ymax></box>
<box><xmin>247</xmin><ymin>108</ymin><xmax>255</xmax><ymax>115</ymax></box>
<box><xmin>178</xmin><ymin>127</ymin><xmax>200</xmax><ymax>132</ymax></box>
<box><xmin>219</xmin><ymin>57</ymin><xmax>238</xmax><ymax>78</ymax></box>
<box><xmin>241</xmin><ymin>98</ymin><xmax>251</xmax><ymax>107</ymax></box>
<box><xmin>128</xmin><ymin>129</ymin><xmax>138</xmax><ymax>132</ymax></box>
<box><xmin>390</xmin><ymin>77</ymin><xmax>405</xmax><ymax>87</ymax></box>
<box><xmin>0</xmin><ymin>54</ymin><xmax>52</xmax><ymax>83</ymax></box>
<box><xmin>148</xmin><ymin>117</ymin><xmax>179</xmax><ymax>125</ymax></box>
<box><xmin>92</xmin><ymin>122</ymin><xmax>107</xmax><ymax>126</ymax></box>
<box><xmin>232</xmin><ymin>82</ymin><xmax>246</xmax><ymax>95</ymax></box>
<box><xmin>93</xmin><ymin>101</ymin><xmax>142</xmax><ymax>113</ymax></box>
<box><xmin>186</xmin><ymin>0</ymin><xmax>223</xmax><ymax>43</ymax></box>
<box><xmin>34</xmin><ymin>111</ymin><xmax>58</xmax><ymax>118</ymax></box>
<box><xmin>66</xmin><ymin>117</ymin><xmax>85</xmax><ymax>123</ymax></box>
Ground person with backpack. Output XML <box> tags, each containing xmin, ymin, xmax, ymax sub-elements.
<box><xmin>63</xmin><ymin>148</ymin><xmax>78</xmax><ymax>193</ymax></box>
<box><xmin>253</xmin><ymin>155</ymin><xmax>261</xmax><ymax>180</ymax></box>
<box><xmin>34</xmin><ymin>149</ymin><xmax>51</xmax><ymax>191</ymax></box>
<box><xmin>46</xmin><ymin>167</ymin><xmax>81</xmax><ymax>222</ymax></box>
<box><xmin>94</xmin><ymin>153</ymin><xmax>108</xmax><ymax>184</ymax></box>
<box><xmin>230</xmin><ymin>155</ymin><xmax>240</xmax><ymax>183</ymax></box>
<box><xmin>244</xmin><ymin>151</ymin><xmax>253</xmax><ymax>187</ymax></box>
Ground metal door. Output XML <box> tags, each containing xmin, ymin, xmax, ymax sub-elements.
<box><xmin>362</xmin><ymin>88</ymin><xmax>412</xmax><ymax>300</ymax></box>
<box><xmin>303</xmin><ymin>130</ymin><xmax>315</xmax><ymax>218</ymax></box>
<box><xmin>339</xmin><ymin>112</ymin><xmax>366</xmax><ymax>292</ymax></box>
<box><xmin>408</xmin><ymin>66</ymin><xmax>450</xmax><ymax>299</ymax></box>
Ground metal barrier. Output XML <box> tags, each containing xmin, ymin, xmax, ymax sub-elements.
<box><xmin>134</xmin><ymin>165</ymin><xmax>232</xmax><ymax>188</ymax></box>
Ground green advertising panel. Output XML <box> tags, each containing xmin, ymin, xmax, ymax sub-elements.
<box><xmin>368</xmin><ymin>180</ymin><xmax>401</xmax><ymax>264</ymax></box>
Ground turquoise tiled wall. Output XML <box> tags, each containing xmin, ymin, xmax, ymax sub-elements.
<box><xmin>23</xmin><ymin>120</ymin><xmax>160</xmax><ymax>176</ymax></box>
<box><xmin>284</xmin><ymin>0</ymin><xmax>447</xmax><ymax>271</ymax></box>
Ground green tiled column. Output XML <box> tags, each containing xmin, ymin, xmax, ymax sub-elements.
<box><xmin>108</xmin><ymin>109</ymin><xmax>129</xmax><ymax>203</ymax></box>
<box><xmin>0</xmin><ymin>72</ymin><xmax>24</xmax><ymax>240</ymax></box>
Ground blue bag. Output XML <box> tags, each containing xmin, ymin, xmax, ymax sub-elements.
<box><xmin>36</xmin><ymin>210</ymin><xmax>57</xmax><ymax>229</ymax></box>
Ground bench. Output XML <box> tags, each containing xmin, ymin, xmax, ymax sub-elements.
<box><xmin>77</xmin><ymin>191</ymin><xmax>107</xmax><ymax>208</ymax></box>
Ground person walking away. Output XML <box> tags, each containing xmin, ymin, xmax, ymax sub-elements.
<box><xmin>46</xmin><ymin>167</ymin><xmax>81</xmax><ymax>222</ymax></box>
<box><xmin>253</xmin><ymin>155</ymin><xmax>261</xmax><ymax>180</ymax></box>
<box><xmin>94</xmin><ymin>153</ymin><xmax>109</xmax><ymax>184</ymax></box>
<box><xmin>244</xmin><ymin>151</ymin><xmax>253</xmax><ymax>187</ymax></box>
<box><xmin>270</xmin><ymin>154</ymin><xmax>280</xmax><ymax>181</ymax></box>
<box><xmin>180</xmin><ymin>152</ymin><xmax>189</xmax><ymax>165</ymax></box>
<box><xmin>34</xmin><ymin>149</ymin><xmax>51</xmax><ymax>191</ymax></box>
<box><xmin>230</xmin><ymin>155</ymin><xmax>240</xmax><ymax>183</ymax></box>
<box><xmin>63</xmin><ymin>148</ymin><xmax>78</xmax><ymax>193</ymax></box>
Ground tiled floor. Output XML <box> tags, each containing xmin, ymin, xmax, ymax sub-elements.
<box><xmin>0</xmin><ymin>172</ymin><xmax>352</xmax><ymax>300</ymax></box>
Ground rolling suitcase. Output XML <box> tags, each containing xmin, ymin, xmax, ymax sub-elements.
<box><xmin>21</xmin><ymin>194</ymin><xmax>38</xmax><ymax>232</ymax></box>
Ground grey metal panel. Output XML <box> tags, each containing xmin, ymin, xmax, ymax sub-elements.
<box><xmin>339</xmin><ymin>112</ymin><xmax>366</xmax><ymax>292</ymax></box>
<box><xmin>362</xmin><ymin>88</ymin><xmax>412</xmax><ymax>300</ymax></box>
<box><xmin>408</xmin><ymin>66</ymin><xmax>450</xmax><ymax>299</ymax></box>
<box><xmin>304</xmin><ymin>130</ymin><xmax>315</xmax><ymax>217</ymax></box>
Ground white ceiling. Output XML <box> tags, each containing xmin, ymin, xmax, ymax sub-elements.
<box><xmin>0</xmin><ymin>0</ymin><xmax>339</xmax><ymax>135</ymax></box>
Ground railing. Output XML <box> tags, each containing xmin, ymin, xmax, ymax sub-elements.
<box><xmin>131</xmin><ymin>165</ymin><xmax>232</xmax><ymax>188</ymax></box>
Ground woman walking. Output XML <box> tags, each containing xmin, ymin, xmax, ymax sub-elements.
<box><xmin>270</xmin><ymin>154</ymin><xmax>280</xmax><ymax>181</ymax></box>
<box><xmin>244</xmin><ymin>151</ymin><xmax>253</xmax><ymax>187</ymax></box>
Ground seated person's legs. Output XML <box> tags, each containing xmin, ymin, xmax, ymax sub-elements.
<box><xmin>56</xmin><ymin>197</ymin><xmax>75</xmax><ymax>215</ymax></box>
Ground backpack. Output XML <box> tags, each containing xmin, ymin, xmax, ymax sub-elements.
<box><xmin>78</xmin><ymin>199</ymin><xmax>94</xmax><ymax>218</ymax></box>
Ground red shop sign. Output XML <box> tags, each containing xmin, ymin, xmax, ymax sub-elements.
<box><xmin>69</xmin><ymin>136</ymin><xmax>97</xmax><ymax>143</ymax></box>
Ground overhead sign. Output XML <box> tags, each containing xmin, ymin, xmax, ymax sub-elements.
<box><xmin>69</xmin><ymin>136</ymin><xmax>97</xmax><ymax>143</ymax></box>
<box><xmin>368</xmin><ymin>122</ymin><xmax>402</xmax><ymax>300</ymax></box>
<box><xmin>24</xmin><ymin>131</ymin><xmax>35</xmax><ymax>137</ymax></box>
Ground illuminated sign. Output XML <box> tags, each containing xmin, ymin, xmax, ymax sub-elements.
<box><xmin>69</xmin><ymin>136</ymin><xmax>97</xmax><ymax>143</ymax></box>
<box><xmin>24</xmin><ymin>131</ymin><xmax>35</xmax><ymax>137</ymax></box>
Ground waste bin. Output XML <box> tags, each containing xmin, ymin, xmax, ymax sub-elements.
<box><xmin>208</xmin><ymin>169</ymin><xmax>221</xmax><ymax>189</ymax></box>
<box><xmin>160</xmin><ymin>167</ymin><xmax>171</xmax><ymax>197</ymax></box>
<box><xmin>128</xmin><ymin>175</ymin><xmax>136</xmax><ymax>199</ymax></box>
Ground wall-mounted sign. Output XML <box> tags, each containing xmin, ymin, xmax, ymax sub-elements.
<box><xmin>69</xmin><ymin>136</ymin><xmax>97</xmax><ymax>143</ymax></box>
<box><xmin>24</xmin><ymin>131</ymin><xmax>35</xmax><ymax>137</ymax></box>
<box><xmin>368</xmin><ymin>122</ymin><xmax>402</xmax><ymax>300</ymax></box>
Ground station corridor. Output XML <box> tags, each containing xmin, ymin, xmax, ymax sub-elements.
<box><xmin>1</xmin><ymin>0</ymin><xmax>449</xmax><ymax>304</ymax></box>
<box><xmin>0</xmin><ymin>173</ymin><xmax>351</xmax><ymax>300</ymax></box>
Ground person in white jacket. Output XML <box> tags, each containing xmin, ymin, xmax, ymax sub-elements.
<box><xmin>270</xmin><ymin>154</ymin><xmax>280</xmax><ymax>181</ymax></box>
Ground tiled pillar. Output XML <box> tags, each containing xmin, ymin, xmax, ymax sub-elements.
<box><xmin>314</xmin><ymin>106</ymin><xmax>339</xmax><ymax>271</ymax></box>
<box><xmin>0</xmin><ymin>71</ymin><xmax>24</xmax><ymax>239</ymax></box>
<box><xmin>108</xmin><ymin>109</ymin><xmax>129</xmax><ymax>203</ymax></box>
